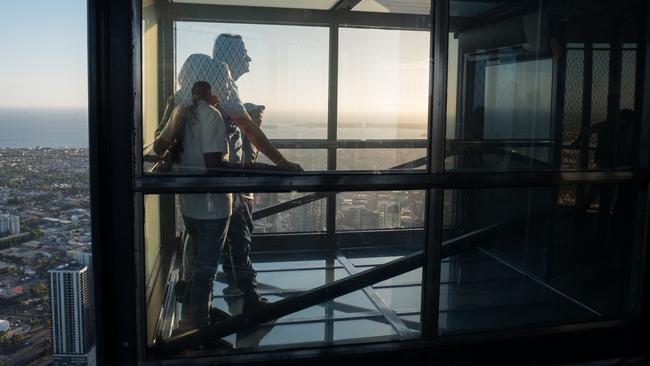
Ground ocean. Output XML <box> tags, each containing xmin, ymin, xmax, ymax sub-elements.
<box><xmin>0</xmin><ymin>108</ymin><xmax>429</xmax><ymax>148</ymax></box>
<box><xmin>0</xmin><ymin>108</ymin><xmax>88</xmax><ymax>148</ymax></box>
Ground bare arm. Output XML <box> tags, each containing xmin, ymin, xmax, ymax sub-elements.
<box><xmin>233</xmin><ymin>114</ymin><xmax>303</xmax><ymax>172</ymax></box>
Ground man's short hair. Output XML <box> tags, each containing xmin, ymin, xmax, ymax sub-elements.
<box><xmin>212</xmin><ymin>33</ymin><xmax>244</xmax><ymax>61</ymax></box>
<box><xmin>191</xmin><ymin>81</ymin><xmax>212</xmax><ymax>101</ymax></box>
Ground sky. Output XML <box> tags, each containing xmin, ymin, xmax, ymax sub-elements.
<box><xmin>0</xmin><ymin>0</ymin><xmax>88</xmax><ymax>109</ymax></box>
<box><xmin>0</xmin><ymin>0</ymin><xmax>428</xmax><ymax>119</ymax></box>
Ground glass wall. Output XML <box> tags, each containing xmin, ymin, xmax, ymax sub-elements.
<box><xmin>440</xmin><ymin>184</ymin><xmax>644</xmax><ymax>334</ymax></box>
<box><xmin>140</xmin><ymin>1</ymin><xmax>431</xmax><ymax>356</ymax></box>
<box><xmin>136</xmin><ymin>0</ymin><xmax>648</xmax><ymax>363</ymax></box>
<box><xmin>439</xmin><ymin>0</ymin><xmax>647</xmax><ymax>336</ymax></box>
<box><xmin>142</xmin><ymin>7</ymin><xmax>430</xmax><ymax>175</ymax></box>
<box><xmin>143</xmin><ymin>191</ymin><xmax>423</xmax><ymax>353</ymax></box>
<box><xmin>445</xmin><ymin>0</ymin><xmax>645</xmax><ymax>172</ymax></box>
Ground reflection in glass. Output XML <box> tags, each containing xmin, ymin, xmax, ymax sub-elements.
<box><xmin>175</xmin><ymin>22</ymin><xmax>329</xmax><ymax>140</ymax></box>
<box><xmin>483</xmin><ymin>59</ymin><xmax>552</xmax><ymax>140</ymax></box>
<box><xmin>446</xmin><ymin>0</ymin><xmax>644</xmax><ymax>171</ymax></box>
<box><xmin>439</xmin><ymin>185</ymin><xmax>644</xmax><ymax>334</ymax></box>
<box><xmin>144</xmin><ymin>192</ymin><xmax>423</xmax><ymax>356</ymax></box>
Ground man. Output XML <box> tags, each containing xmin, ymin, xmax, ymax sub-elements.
<box><xmin>211</xmin><ymin>34</ymin><xmax>272</xmax><ymax>311</ymax></box>
<box><xmin>222</xmin><ymin>102</ymin><xmax>265</xmax><ymax>312</ymax></box>
<box><xmin>156</xmin><ymin>45</ymin><xmax>301</xmax><ymax>172</ymax></box>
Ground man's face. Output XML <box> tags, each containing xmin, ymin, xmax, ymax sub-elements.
<box><xmin>229</xmin><ymin>41</ymin><xmax>251</xmax><ymax>80</ymax></box>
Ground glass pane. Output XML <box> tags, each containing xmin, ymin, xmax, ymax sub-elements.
<box><xmin>257</xmin><ymin>149</ymin><xmax>327</xmax><ymax>171</ymax></box>
<box><xmin>144</xmin><ymin>191</ymin><xmax>423</xmax><ymax>357</ymax></box>
<box><xmin>253</xmin><ymin>193</ymin><xmax>327</xmax><ymax>233</ymax></box>
<box><xmin>439</xmin><ymin>184</ymin><xmax>645</xmax><ymax>334</ymax></box>
<box><xmin>338</xmin><ymin>28</ymin><xmax>430</xmax><ymax>140</ymax></box>
<box><xmin>336</xmin><ymin>190</ymin><xmax>425</xmax><ymax>231</ymax></box>
<box><xmin>142</xmin><ymin>17</ymin><xmax>330</xmax><ymax>174</ymax></box>
<box><xmin>175</xmin><ymin>22</ymin><xmax>329</xmax><ymax>140</ymax></box>
<box><xmin>337</xmin><ymin>148</ymin><xmax>426</xmax><ymax>171</ymax></box>
<box><xmin>143</xmin><ymin>8</ymin><xmax>433</xmax><ymax>174</ymax></box>
<box><xmin>172</xmin><ymin>0</ymin><xmax>339</xmax><ymax>10</ymax></box>
<box><xmin>446</xmin><ymin>0</ymin><xmax>645</xmax><ymax>171</ymax></box>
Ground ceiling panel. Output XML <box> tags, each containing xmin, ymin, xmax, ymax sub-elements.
<box><xmin>173</xmin><ymin>0</ymin><xmax>339</xmax><ymax>10</ymax></box>
<box><xmin>352</xmin><ymin>0</ymin><xmax>430</xmax><ymax>15</ymax></box>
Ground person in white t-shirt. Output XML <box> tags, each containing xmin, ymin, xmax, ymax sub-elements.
<box><xmin>158</xmin><ymin>81</ymin><xmax>232</xmax><ymax>330</ymax></box>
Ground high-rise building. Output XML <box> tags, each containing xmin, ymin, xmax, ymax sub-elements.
<box><xmin>360</xmin><ymin>210</ymin><xmax>383</xmax><ymax>229</ymax></box>
<box><xmin>383</xmin><ymin>203</ymin><xmax>401</xmax><ymax>228</ymax></box>
<box><xmin>49</xmin><ymin>263</ymin><xmax>94</xmax><ymax>366</ymax></box>
<box><xmin>0</xmin><ymin>213</ymin><xmax>20</xmax><ymax>236</ymax></box>
<box><xmin>291</xmin><ymin>198</ymin><xmax>326</xmax><ymax>232</ymax></box>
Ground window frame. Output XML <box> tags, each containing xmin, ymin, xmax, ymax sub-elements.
<box><xmin>88</xmin><ymin>0</ymin><xmax>650</xmax><ymax>365</ymax></box>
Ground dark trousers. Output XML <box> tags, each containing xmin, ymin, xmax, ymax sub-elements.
<box><xmin>223</xmin><ymin>194</ymin><xmax>259</xmax><ymax>296</ymax></box>
<box><xmin>180</xmin><ymin>215</ymin><xmax>229</xmax><ymax>328</ymax></box>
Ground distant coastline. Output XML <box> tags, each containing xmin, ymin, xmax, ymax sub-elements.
<box><xmin>0</xmin><ymin>108</ymin><xmax>88</xmax><ymax>148</ymax></box>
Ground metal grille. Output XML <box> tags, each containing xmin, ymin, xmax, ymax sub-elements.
<box><xmin>561</xmin><ymin>49</ymin><xmax>584</xmax><ymax>170</ymax></box>
<box><xmin>473</xmin><ymin>59</ymin><xmax>486</xmax><ymax>111</ymax></box>
<box><xmin>590</xmin><ymin>48</ymin><xmax>610</xmax><ymax>125</ymax></box>
<box><xmin>620</xmin><ymin>49</ymin><xmax>637</xmax><ymax>111</ymax></box>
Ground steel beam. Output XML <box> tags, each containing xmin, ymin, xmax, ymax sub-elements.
<box><xmin>335</xmin><ymin>251</ymin><xmax>418</xmax><ymax>337</ymax></box>
<box><xmin>134</xmin><ymin>170</ymin><xmax>645</xmax><ymax>194</ymax></box>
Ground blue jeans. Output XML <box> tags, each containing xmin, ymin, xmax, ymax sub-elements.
<box><xmin>222</xmin><ymin>194</ymin><xmax>259</xmax><ymax>296</ymax></box>
<box><xmin>180</xmin><ymin>215</ymin><xmax>230</xmax><ymax>328</ymax></box>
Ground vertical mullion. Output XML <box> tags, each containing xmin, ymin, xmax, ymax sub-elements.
<box><xmin>89</xmin><ymin>0</ymin><xmax>137</xmax><ymax>362</ymax></box>
<box><xmin>160</xmin><ymin>0</ymin><xmax>177</xmax><ymax>250</ymax></box>
<box><xmin>325</xmin><ymin>256</ymin><xmax>335</xmax><ymax>343</ymax></box>
<box><xmin>551</xmin><ymin>27</ymin><xmax>567</xmax><ymax>169</ymax></box>
<box><xmin>607</xmin><ymin>22</ymin><xmax>623</xmax><ymax>169</ymax></box>
<box><xmin>421</xmin><ymin>0</ymin><xmax>448</xmax><ymax>341</ymax></box>
<box><xmin>580</xmin><ymin>42</ymin><xmax>593</xmax><ymax>170</ymax></box>
<box><xmin>636</xmin><ymin>3</ymin><xmax>650</xmax><ymax>170</ymax></box>
<box><xmin>576</xmin><ymin>42</ymin><xmax>593</xmax><ymax>209</ymax></box>
<box><xmin>327</xmin><ymin>24</ymin><xmax>339</xmax><ymax>238</ymax></box>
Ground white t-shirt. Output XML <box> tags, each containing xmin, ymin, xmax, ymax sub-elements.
<box><xmin>172</xmin><ymin>100</ymin><xmax>232</xmax><ymax>220</ymax></box>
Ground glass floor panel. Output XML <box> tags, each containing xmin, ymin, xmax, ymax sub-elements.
<box><xmin>158</xmin><ymin>243</ymin><xmax>613</xmax><ymax>353</ymax></box>
<box><xmin>197</xmin><ymin>247</ymin><xmax>422</xmax><ymax>351</ymax></box>
<box><xmin>438</xmin><ymin>248</ymin><xmax>606</xmax><ymax>335</ymax></box>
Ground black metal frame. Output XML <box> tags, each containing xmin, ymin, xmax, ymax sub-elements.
<box><xmin>87</xmin><ymin>0</ymin><xmax>650</xmax><ymax>365</ymax></box>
